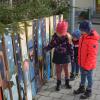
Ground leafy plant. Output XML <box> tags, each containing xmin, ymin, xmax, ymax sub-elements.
<box><xmin>0</xmin><ymin>0</ymin><xmax>69</xmax><ymax>34</ymax></box>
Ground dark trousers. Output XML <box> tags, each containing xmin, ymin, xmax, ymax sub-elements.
<box><xmin>71</xmin><ymin>61</ymin><xmax>79</xmax><ymax>74</ymax></box>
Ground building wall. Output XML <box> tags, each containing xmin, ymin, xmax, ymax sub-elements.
<box><xmin>75</xmin><ymin>0</ymin><xmax>96</xmax><ymax>14</ymax></box>
<box><xmin>75</xmin><ymin>0</ymin><xmax>95</xmax><ymax>11</ymax></box>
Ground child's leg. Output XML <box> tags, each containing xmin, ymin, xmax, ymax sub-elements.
<box><xmin>71</xmin><ymin>62</ymin><xmax>75</xmax><ymax>74</ymax></box>
<box><xmin>86</xmin><ymin>70</ymin><xmax>93</xmax><ymax>90</ymax></box>
<box><xmin>80</xmin><ymin>70</ymin><xmax>93</xmax><ymax>99</ymax></box>
<box><xmin>55</xmin><ymin>64</ymin><xmax>62</xmax><ymax>91</ymax></box>
<box><xmin>63</xmin><ymin>64</ymin><xmax>72</xmax><ymax>89</ymax></box>
<box><xmin>70</xmin><ymin>62</ymin><xmax>76</xmax><ymax>80</ymax></box>
<box><xmin>73</xmin><ymin>67</ymin><xmax>86</xmax><ymax>94</ymax></box>
<box><xmin>56</xmin><ymin>64</ymin><xmax>62</xmax><ymax>80</ymax></box>
<box><xmin>80</xmin><ymin>68</ymin><xmax>87</xmax><ymax>86</ymax></box>
<box><xmin>75</xmin><ymin>62</ymin><xmax>80</xmax><ymax>77</ymax></box>
<box><xmin>63</xmin><ymin>64</ymin><xmax>69</xmax><ymax>79</ymax></box>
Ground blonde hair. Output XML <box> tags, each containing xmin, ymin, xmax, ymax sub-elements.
<box><xmin>66</xmin><ymin>32</ymin><xmax>73</xmax><ymax>44</ymax></box>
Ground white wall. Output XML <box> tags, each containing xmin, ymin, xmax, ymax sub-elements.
<box><xmin>75</xmin><ymin>0</ymin><xmax>95</xmax><ymax>11</ymax></box>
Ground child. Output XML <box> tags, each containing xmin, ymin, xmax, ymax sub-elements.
<box><xmin>73</xmin><ymin>21</ymin><xmax>99</xmax><ymax>99</ymax></box>
<box><xmin>44</xmin><ymin>20</ymin><xmax>74</xmax><ymax>91</ymax></box>
<box><xmin>70</xmin><ymin>29</ymin><xmax>81</xmax><ymax>80</ymax></box>
<box><xmin>79</xmin><ymin>11</ymin><xmax>92</xmax><ymax>29</ymax></box>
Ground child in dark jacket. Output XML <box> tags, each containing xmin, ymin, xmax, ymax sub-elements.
<box><xmin>44</xmin><ymin>20</ymin><xmax>74</xmax><ymax>91</ymax></box>
<box><xmin>70</xmin><ymin>29</ymin><xmax>81</xmax><ymax>80</ymax></box>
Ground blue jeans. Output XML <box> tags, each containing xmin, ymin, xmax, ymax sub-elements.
<box><xmin>71</xmin><ymin>61</ymin><xmax>79</xmax><ymax>74</ymax></box>
<box><xmin>80</xmin><ymin>67</ymin><xmax>93</xmax><ymax>90</ymax></box>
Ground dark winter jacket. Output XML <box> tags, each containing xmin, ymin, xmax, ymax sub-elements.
<box><xmin>44</xmin><ymin>33</ymin><xmax>74</xmax><ymax>64</ymax></box>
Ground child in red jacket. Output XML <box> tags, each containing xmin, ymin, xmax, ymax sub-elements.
<box><xmin>73</xmin><ymin>21</ymin><xmax>99</xmax><ymax>99</ymax></box>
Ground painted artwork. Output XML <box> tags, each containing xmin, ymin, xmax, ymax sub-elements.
<box><xmin>41</xmin><ymin>18</ymin><xmax>48</xmax><ymax>80</ymax></box>
<box><xmin>19</xmin><ymin>22</ymin><xmax>32</xmax><ymax>100</ymax></box>
<box><xmin>56</xmin><ymin>15</ymin><xmax>60</xmax><ymax>26</ymax></box>
<box><xmin>0</xmin><ymin>54</ymin><xmax>10</xmax><ymax>100</ymax></box>
<box><xmin>49</xmin><ymin>16</ymin><xmax>55</xmax><ymax>77</ymax></box>
<box><xmin>33</xmin><ymin>19</ymin><xmax>41</xmax><ymax>92</ymax></box>
<box><xmin>37</xmin><ymin>19</ymin><xmax>44</xmax><ymax>82</ymax></box>
<box><xmin>12</xmin><ymin>33</ymin><xmax>25</xmax><ymax>100</ymax></box>
<box><xmin>53</xmin><ymin>15</ymin><xmax>57</xmax><ymax>32</ymax></box>
<box><xmin>4</xmin><ymin>33</ymin><xmax>18</xmax><ymax>100</ymax></box>
<box><xmin>27</xmin><ymin>21</ymin><xmax>36</xmax><ymax>97</ymax></box>
<box><xmin>0</xmin><ymin>36</ymin><xmax>5</xmax><ymax>79</ymax></box>
<box><xmin>23</xmin><ymin>59</ymin><xmax>32</xmax><ymax>100</ymax></box>
<box><xmin>45</xmin><ymin>17</ymin><xmax>51</xmax><ymax>80</ymax></box>
<box><xmin>59</xmin><ymin>14</ymin><xmax>63</xmax><ymax>21</ymax></box>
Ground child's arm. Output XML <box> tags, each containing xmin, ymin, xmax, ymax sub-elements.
<box><xmin>67</xmin><ymin>43</ymin><xmax>74</xmax><ymax>62</ymax></box>
<box><xmin>44</xmin><ymin>33</ymin><xmax>59</xmax><ymax>52</ymax></box>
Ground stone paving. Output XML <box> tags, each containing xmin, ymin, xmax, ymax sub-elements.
<box><xmin>35</xmin><ymin>24</ymin><xmax>100</xmax><ymax>100</ymax></box>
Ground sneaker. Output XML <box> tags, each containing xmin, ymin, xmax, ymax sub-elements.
<box><xmin>73</xmin><ymin>85</ymin><xmax>85</xmax><ymax>94</ymax></box>
<box><xmin>75</xmin><ymin>73</ymin><xmax>79</xmax><ymax>78</ymax></box>
<box><xmin>80</xmin><ymin>89</ymin><xmax>92</xmax><ymax>99</ymax></box>
<box><xmin>70</xmin><ymin>73</ymin><xmax>75</xmax><ymax>81</ymax></box>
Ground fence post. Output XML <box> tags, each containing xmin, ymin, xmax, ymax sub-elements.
<box><xmin>69</xmin><ymin>0</ymin><xmax>75</xmax><ymax>33</ymax></box>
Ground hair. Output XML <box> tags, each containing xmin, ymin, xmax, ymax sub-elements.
<box><xmin>66</xmin><ymin>33</ymin><xmax>72</xmax><ymax>44</ymax></box>
<box><xmin>79</xmin><ymin>11</ymin><xmax>89</xmax><ymax>20</ymax></box>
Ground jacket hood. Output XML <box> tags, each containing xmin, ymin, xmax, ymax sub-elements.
<box><xmin>87</xmin><ymin>29</ymin><xmax>100</xmax><ymax>41</ymax></box>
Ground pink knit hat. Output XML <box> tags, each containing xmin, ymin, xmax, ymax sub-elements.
<box><xmin>56</xmin><ymin>20</ymin><xmax>68</xmax><ymax>36</ymax></box>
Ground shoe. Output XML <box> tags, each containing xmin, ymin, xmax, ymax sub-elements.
<box><xmin>73</xmin><ymin>85</ymin><xmax>85</xmax><ymax>94</ymax></box>
<box><xmin>70</xmin><ymin>73</ymin><xmax>75</xmax><ymax>81</ymax></box>
<box><xmin>80</xmin><ymin>89</ymin><xmax>92</xmax><ymax>99</ymax></box>
<box><xmin>56</xmin><ymin>80</ymin><xmax>61</xmax><ymax>91</ymax></box>
<box><xmin>65</xmin><ymin>79</ymin><xmax>72</xmax><ymax>89</ymax></box>
<box><xmin>75</xmin><ymin>73</ymin><xmax>79</xmax><ymax>78</ymax></box>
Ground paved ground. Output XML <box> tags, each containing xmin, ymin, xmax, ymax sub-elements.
<box><xmin>35</xmin><ymin>24</ymin><xmax>100</xmax><ymax>100</ymax></box>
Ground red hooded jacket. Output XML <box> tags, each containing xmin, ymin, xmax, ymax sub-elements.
<box><xmin>78</xmin><ymin>30</ymin><xmax>99</xmax><ymax>70</ymax></box>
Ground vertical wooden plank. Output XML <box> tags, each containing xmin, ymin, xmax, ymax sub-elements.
<box><xmin>33</xmin><ymin>19</ymin><xmax>41</xmax><ymax>92</ymax></box>
<box><xmin>19</xmin><ymin>22</ymin><xmax>32</xmax><ymax>100</ymax></box>
<box><xmin>56</xmin><ymin>15</ymin><xmax>60</xmax><ymax>26</ymax></box>
<box><xmin>59</xmin><ymin>14</ymin><xmax>63</xmax><ymax>21</ymax></box>
<box><xmin>49</xmin><ymin>16</ymin><xmax>55</xmax><ymax>78</ymax></box>
<box><xmin>37</xmin><ymin>19</ymin><xmax>44</xmax><ymax>83</ymax></box>
<box><xmin>12</xmin><ymin>33</ymin><xmax>25</xmax><ymax>100</ymax></box>
<box><xmin>0</xmin><ymin>35</ymin><xmax>12</xmax><ymax>100</ymax></box>
<box><xmin>0</xmin><ymin>73</ymin><xmax>3</xmax><ymax>100</ymax></box>
<box><xmin>41</xmin><ymin>18</ymin><xmax>47</xmax><ymax>81</ymax></box>
<box><xmin>45</xmin><ymin>17</ymin><xmax>51</xmax><ymax>80</ymax></box>
<box><xmin>0</xmin><ymin>49</ymin><xmax>6</xmax><ymax>100</ymax></box>
<box><xmin>0</xmin><ymin>36</ymin><xmax>5</xmax><ymax>79</ymax></box>
<box><xmin>26</xmin><ymin>21</ymin><xmax>36</xmax><ymax>98</ymax></box>
<box><xmin>53</xmin><ymin>15</ymin><xmax>56</xmax><ymax>32</ymax></box>
<box><xmin>4</xmin><ymin>33</ymin><xmax>19</xmax><ymax>100</ymax></box>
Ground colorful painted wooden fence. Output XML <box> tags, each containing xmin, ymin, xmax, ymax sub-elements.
<box><xmin>0</xmin><ymin>14</ymin><xmax>63</xmax><ymax>100</ymax></box>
